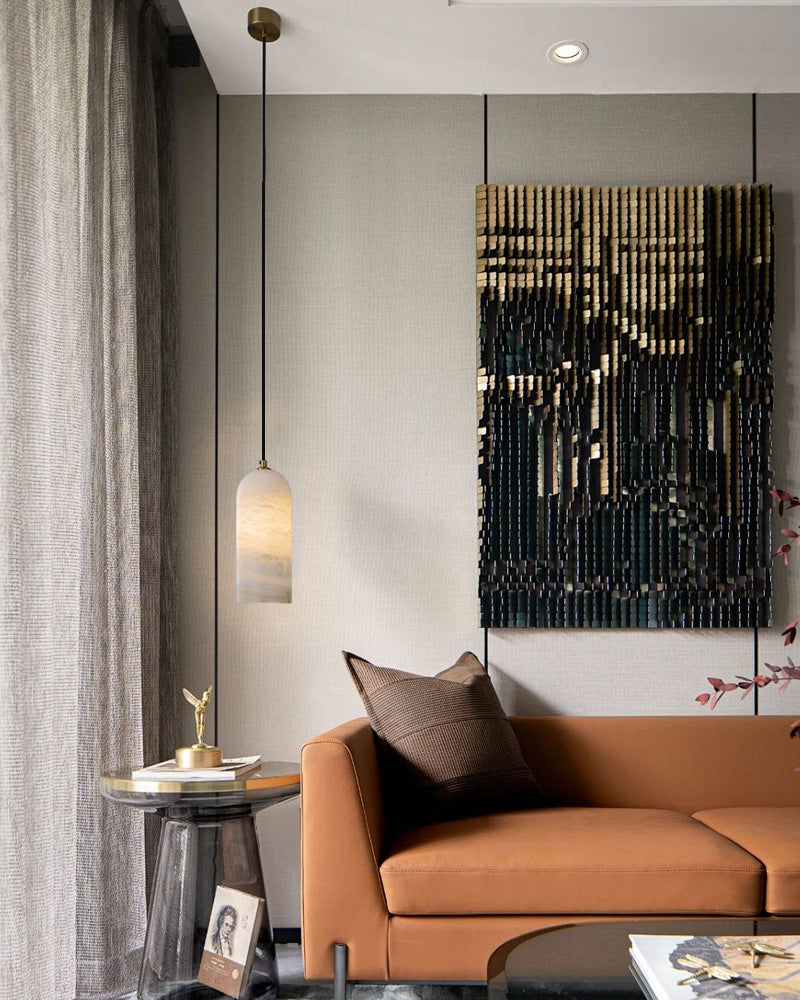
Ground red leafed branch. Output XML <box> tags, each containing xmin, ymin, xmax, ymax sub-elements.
<box><xmin>695</xmin><ymin>490</ymin><xmax>800</xmax><ymax>733</ymax></box>
<box><xmin>695</xmin><ymin>669</ymin><xmax>783</xmax><ymax>709</ymax></box>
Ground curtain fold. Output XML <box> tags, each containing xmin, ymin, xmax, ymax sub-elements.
<box><xmin>0</xmin><ymin>2</ymin><xmax>178</xmax><ymax>998</ymax></box>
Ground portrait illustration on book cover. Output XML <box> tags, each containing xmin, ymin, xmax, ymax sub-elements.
<box><xmin>210</xmin><ymin>904</ymin><xmax>238</xmax><ymax>959</ymax></box>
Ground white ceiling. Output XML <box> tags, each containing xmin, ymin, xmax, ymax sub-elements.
<box><xmin>180</xmin><ymin>0</ymin><xmax>800</xmax><ymax>95</ymax></box>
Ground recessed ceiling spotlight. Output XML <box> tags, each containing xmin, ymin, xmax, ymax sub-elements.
<box><xmin>547</xmin><ymin>40</ymin><xmax>589</xmax><ymax>65</ymax></box>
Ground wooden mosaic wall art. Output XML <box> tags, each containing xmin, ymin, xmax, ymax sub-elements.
<box><xmin>477</xmin><ymin>184</ymin><xmax>774</xmax><ymax>628</ymax></box>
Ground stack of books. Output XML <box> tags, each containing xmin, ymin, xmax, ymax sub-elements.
<box><xmin>132</xmin><ymin>755</ymin><xmax>262</xmax><ymax>781</ymax></box>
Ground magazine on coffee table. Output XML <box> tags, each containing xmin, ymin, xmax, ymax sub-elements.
<box><xmin>629</xmin><ymin>934</ymin><xmax>800</xmax><ymax>1000</ymax></box>
<box><xmin>197</xmin><ymin>886</ymin><xmax>265</xmax><ymax>998</ymax></box>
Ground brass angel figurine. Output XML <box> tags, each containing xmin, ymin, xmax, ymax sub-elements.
<box><xmin>183</xmin><ymin>685</ymin><xmax>213</xmax><ymax>747</ymax></box>
<box><xmin>175</xmin><ymin>684</ymin><xmax>221</xmax><ymax>768</ymax></box>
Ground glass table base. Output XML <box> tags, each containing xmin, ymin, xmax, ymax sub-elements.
<box><xmin>140</xmin><ymin>806</ymin><xmax>278</xmax><ymax>1000</ymax></box>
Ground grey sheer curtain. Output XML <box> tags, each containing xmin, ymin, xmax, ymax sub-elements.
<box><xmin>0</xmin><ymin>1</ymin><xmax>178</xmax><ymax>998</ymax></box>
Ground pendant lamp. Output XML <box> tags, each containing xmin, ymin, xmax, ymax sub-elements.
<box><xmin>236</xmin><ymin>7</ymin><xmax>291</xmax><ymax>604</ymax></box>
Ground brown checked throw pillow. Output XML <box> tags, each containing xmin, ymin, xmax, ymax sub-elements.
<box><xmin>343</xmin><ymin>650</ymin><xmax>542</xmax><ymax>826</ymax></box>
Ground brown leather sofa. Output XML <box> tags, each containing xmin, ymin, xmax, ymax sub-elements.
<box><xmin>301</xmin><ymin>715</ymin><xmax>800</xmax><ymax>986</ymax></box>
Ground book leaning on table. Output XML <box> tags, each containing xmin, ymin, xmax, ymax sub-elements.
<box><xmin>629</xmin><ymin>934</ymin><xmax>800</xmax><ymax>1000</ymax></box>
<box><xmin>198</xmin><ymin>886</ymin><xmax>265</xmax><ymax>999</ymax></box>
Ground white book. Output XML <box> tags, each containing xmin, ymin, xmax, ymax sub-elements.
<box><xmin>630</xmin><ymin>934</ymin><xmax>800</xmax><ymax>1000</ymax></box>
<box><xmin>132</xmin><ymin>755</ymin><xmax>261</xmax><ymax>781</ymax></box>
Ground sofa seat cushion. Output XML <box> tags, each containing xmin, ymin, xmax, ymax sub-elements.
<box><xmin>693</xmin><ymin>807</ymin><xmax>800</xmax><ymax>915</ymax></box>
<box><xmin>380</xmin><ymin>807</ymin><xmax>764</xmax><ymax>916</ymax></box>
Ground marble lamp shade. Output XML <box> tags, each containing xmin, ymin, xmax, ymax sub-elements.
<box><xmin>236</xmin><ymin>466</ymin><xmax>292</xmax><ymax>603</ymax></box>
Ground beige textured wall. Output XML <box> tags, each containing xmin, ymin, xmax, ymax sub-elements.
<box><xmin>758</xmin><ymin>95</ymin><xmax>800</xmax><ymax>716</ymax></box>
<box><xmin>488</xmin><ymin>95</ymin><xmax>759</xmax><ymax>717</ymax></box>
<box><xmin>174</xmin><ymin>62</ymin><xmax>218</xmax><ymax>749</ymax></box>
<box><xmin>174</xmin><ymin>82</ymin><xmax>800</xmax><ymax>924</ymax></box>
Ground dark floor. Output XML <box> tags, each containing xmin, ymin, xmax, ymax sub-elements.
<box><xmin>277</xmin><ymin>944</ymin><xmax>486</xmax><ymax>1000</ymax></box>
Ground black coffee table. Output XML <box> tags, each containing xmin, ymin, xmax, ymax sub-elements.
<box><xmin>488</xmin><ymin>919</ymin><xmax>800</xmax><ymax>1000</ymax></box>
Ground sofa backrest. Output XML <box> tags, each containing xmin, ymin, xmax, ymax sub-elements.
<box><xmin>510</xmin><ymin>715</ymin><xmax>800</xmax><ymax>814</ymax></box>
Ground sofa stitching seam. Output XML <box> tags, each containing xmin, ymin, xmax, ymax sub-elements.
<box><xmin>381</xmin><ymin>867</ymin><xmax>763</xmax><ymax>874</ymax></box>
<box><xmin>386</xmin><ymin>908</ymin><xmax>761</xmax><ymax>916</ymax></box>
<box><xmin>299</xmin><ymin>746</ymin><xmax>309</xmax><ymax>973</ymax></box>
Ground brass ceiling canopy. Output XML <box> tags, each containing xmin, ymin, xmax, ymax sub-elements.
<box><xmin>247</xmin><ymin>7</ymin><xmax>281</xmax><ymax>43</ymax></box>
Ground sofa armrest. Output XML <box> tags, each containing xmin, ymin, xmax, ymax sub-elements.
<box><xmin>301</xmin><ymin>718</ymin><xmax>389</xmax><ymax>980</ymax></box>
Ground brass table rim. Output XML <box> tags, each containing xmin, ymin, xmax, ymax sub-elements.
<box><xmin>101</xmin><ymin>770</ymin><xmax>300</xmax><ymax>795</ymax></box>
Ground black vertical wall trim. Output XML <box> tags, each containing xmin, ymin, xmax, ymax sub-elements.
<box><xmin>753</xmin><ymin>92</ymin><xmax>759</xmax><ymax>717</ymax></box>
<box><xmin>214</xmin><ymin>93</ymin><xmax>220</xmax><ymax>742</ymax></box>
<box><xmin>754</xmin><ymin>627</ymin><xmax>760</xmax><ymax>714</ymax></box>
<box><xmin>213</xmin><ymin>98</ymin><xmax>222</xmax><ymax>909</ymax></box>
<box><xmin>483</xmin><ymin>93</ymin><xmax>489</xmax><ymax>673</ymax></box>
<box><xmin>483</xmin><ymin>94</ymin><xmax>488</xmax><ymax>187</ymax></box>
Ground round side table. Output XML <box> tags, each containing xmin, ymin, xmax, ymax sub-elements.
<box><xmin>101</xmin><ymin>761</ymin><xmax>300</xmax><ymax>1000</ymax></box>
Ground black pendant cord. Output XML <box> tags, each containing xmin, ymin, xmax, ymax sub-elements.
<box><xmin>214</xmin><ymin>93</ymin><xmax>220</xmax><ymax>743</ymax></box>
<box><xmin>261</xmin><ymin>36</ymin><xmax>267</xmax><ymax>465</ymax></box>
